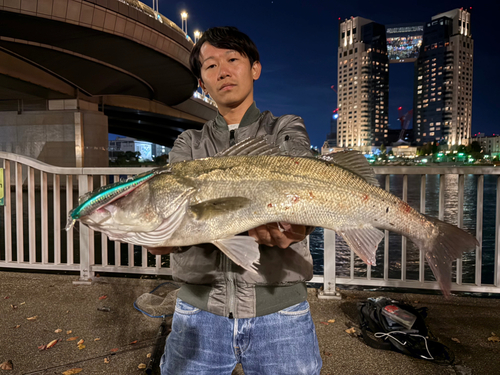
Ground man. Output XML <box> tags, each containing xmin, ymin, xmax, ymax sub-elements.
<box><xmin>148</xmin><ymin>26</ymin><xmax>322</xmax><ymax>375</ymax></box>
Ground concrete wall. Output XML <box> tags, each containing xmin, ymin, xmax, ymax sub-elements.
<box><xmin>0</xmin><ymin>100</ymin><xmax>108</xmax><ymax>167</ymax></box>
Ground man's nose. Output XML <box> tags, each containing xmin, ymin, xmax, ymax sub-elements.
<box><xmin>217</xmin><ymin>62</ymin><xmax>230</xmax><ymax>80</ymax></box>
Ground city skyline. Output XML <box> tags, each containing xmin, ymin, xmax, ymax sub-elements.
<box><xmin>142</xmin><ymin>0</ymin><xmax>497</xmax><ymax>149</ymax></box>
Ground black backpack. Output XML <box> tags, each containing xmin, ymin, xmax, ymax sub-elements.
<box><xmin>357</xmin><ymin>297</ymin><xmax>454</xmax><ymax>365</ymax></box>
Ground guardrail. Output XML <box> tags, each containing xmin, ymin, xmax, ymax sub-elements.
<box><xmin>314</xmin><ymin>165</ymin><xmax>500</xmax><ymax>296</ymax></box>
<box><xmin>1</xmin><ymin>152</ymin><xmax>499</xmax><ymax>295</ymax></box>
<box><xmin>0</xmin><ymin>152</ymin><xmax>171</xmax><ymax>281</ymax></box>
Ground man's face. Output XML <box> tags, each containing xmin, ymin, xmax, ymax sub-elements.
<box><xmin>198</xmin><ymin>43</ymin><xmax>261</xmax><ymax>112</ymax></box>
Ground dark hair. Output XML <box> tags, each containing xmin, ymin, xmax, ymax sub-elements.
<box><xmin>189</xmin><ymin>26</ymin><xmax>260</xmax><ymax>81</ymax></box>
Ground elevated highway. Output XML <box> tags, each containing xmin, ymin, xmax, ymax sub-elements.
<box><xmin>0</xmin><ymin>0</ymin><xmax>216</xmax><ymax>166</ymax></box>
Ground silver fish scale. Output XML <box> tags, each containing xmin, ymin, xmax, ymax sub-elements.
<box><xmin>151</xmin><ymin>155</ymin><xmax>434</xmax><ymax>246</ymax></box>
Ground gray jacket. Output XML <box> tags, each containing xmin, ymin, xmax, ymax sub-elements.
<box><xmin>169</xmin><ymin>103</ymin><xmax>314</xmax><ymax>318</ymax></box>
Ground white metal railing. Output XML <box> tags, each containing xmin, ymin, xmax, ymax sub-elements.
<box><xmin>0</xmin><ymin>152</ymin><xmax>171</xmax><ymax>281</ymax></box>
<box><xmin>1</xmin><ymin>151</ymin><xmax>500</xmax><ymax>295</ymax></box>
<box><xmin>313</xmin><ymin>165</ymin><xmax>500</xmax><ymax>296</ymax></box>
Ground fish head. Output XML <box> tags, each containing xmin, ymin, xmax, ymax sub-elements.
<box><xmin>79</xmin><ymin>182</ymin><xmax>163</xmax><ymax>236</ymax></box>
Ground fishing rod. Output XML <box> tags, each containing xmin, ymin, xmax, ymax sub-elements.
<box><xmin>23</xmin><ymin>332</ymin><xmax>170</xmax><ymax>375</ymax></box>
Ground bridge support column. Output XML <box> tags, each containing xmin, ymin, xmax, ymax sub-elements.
<box><xmin>0</xmin><ymin>99</ymin><xmax>108</xmax><ymax>167</ymax></box>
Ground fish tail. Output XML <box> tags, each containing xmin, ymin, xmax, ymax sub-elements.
<box><xmin>418</xmin><ymin>215</ymin><xmax>478</xmax><ymax>297</ymax></box>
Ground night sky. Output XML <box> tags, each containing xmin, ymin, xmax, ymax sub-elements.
<box><xmin>134</xmin><ymin>0</ymin><xmax>499</xmax><ymax>148</ymax></box>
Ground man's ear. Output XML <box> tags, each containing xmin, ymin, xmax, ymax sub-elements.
<box><xmin>252</xmin><ymin>61</ymin><xmax>262</xmax><ymax>81</ymax></box>
<box><xmin>198</xmin><ymin>78</ymin><xmax>207</xmax><ymax>95</ymax></box>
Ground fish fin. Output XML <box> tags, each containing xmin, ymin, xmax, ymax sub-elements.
<box><xmin>419</xmin><ymin>215</ymin><xmax>478</xmax><ymax>297</ymax></box>
<box><xmin>190</xmin><ymin>197</ymin><xmax>252</xmax><ymax>220</ymax></box>
<box><xmin>339</xmin><ymin>226</ymin><xmax>384</xmax><ymax>265</ymax></box>
<box><xmin>318</xmin><ymin>151</ymin><xmax>379</xmax><ymax>187</ymax></box>
<box><xmin>212</xmin><ymin>236</ymin><xmax>260</xmax><ymax>272</ymax></box>
<box><xmin>214</xmin><ymin>135</ymin><xmax>282</xmax><ymax>157</ymax></box>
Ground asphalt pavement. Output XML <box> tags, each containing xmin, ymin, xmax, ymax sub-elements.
<box><xmin>1</xmin><ymin>271</ymin><xmax>499</xmax><ymax>375</ymax></box>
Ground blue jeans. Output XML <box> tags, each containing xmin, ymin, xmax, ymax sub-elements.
<box><xmin>160</xmin><ymin>298</ymin><xmax>322</xmax><ymax>375</ymax></box>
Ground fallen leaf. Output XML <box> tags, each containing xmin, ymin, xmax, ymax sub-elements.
<box><xmin>328</xmin><ymin>319</ymin><xmax>336</xmax><ymax>323</ymax></box>
<box><xmin>66</xmin><ymin>330</ymin><xmax>72</xmax><ymax>335</ymax></box>
<box><xmin>46</xmin><ymin>339</ymin><xmax>58</xmax><ymax>349</ymax></box>
<box><xmin>62</xmin><ymin>368</ymin><xmax>83</xmax><ymax>375</ymax></box>
<box><xmin>320</xmin><ymin>321</ymin><xmax>329</xmax><ymax>325</ymax></box>
<box><xmin>4</xmin><ymin>296</ymin><xmax>9</xmax><ymax>299</ymax></box>
<box><xmin>452</xmin><ymin>337</ymin><xmax>461</xmax><ymax>343</ymax></box>
<box><xmin>55</xmin><ymin>329</ymin><xmax>62</xmax><ymax>333</ymax></box>
<box><xmin>66</xmin><ymin>337</ymin><xmax>79</xmax><ymax>341</ymax></box>
<box><xmin>345</xmin><ymin>327</ymin><xmax>356</xmax><ymax>335</ymax></box>
<box><xmin>94</xmin><ymin>338</ymin><xmax>101</xmax><ymax>341</ymax></box>
<box><xmin>110</xmin><ymin>348</ymin><xmax>119</xmax><ymax>353</ymax></box>
<box><xmin>10</xmin><ymin>304</ymin><xmax>17</xmax><ymax>309</ymax></box>
<box><xmin>13</xmin><ymin>325</ymin><xmax>20</xmax><ymax>329</ymax></box>
<box><xmin>26</xmin><ymin>316</ymin><xmax>37</xmax><ymax>321</ymax></box>
<box><xmin>38</xmin><ymin>345</ymin><xmax>47</xmax><ymax>350</ymax></box>
<box><xmin>98</xmin><ymin>295</ymin><xmax>107</xmax><ymax>300</ymax></box>
<box><xmin>488</xmin><ymin>334</ymin><xmax>500</xmax><ymax>342</ymax></box>
<box><xmin>130</xmin><ymin>340</ymin><xmax>138</xmax><ymax>345</ymax></box>
<box><xmin>77</xmin><ymin>339</ymin><xmax>84</xmax><ymax>345</ymax></box>
<box><xmin>0</xmin><ymin>360</ymin><xmax>13</xmax><ymax>370</ymax></box>
<box><xmin>146</xmin><ymin>353</ymin><xmax>152</xmax><ymax>358</ymax></box>
<box><xmin>77</xmin><ymin>344</ymin><xmax>86</xmax><ymax>350</ymax></box>
<box><xmin>323</xmin><ymin>350</ymin><xmax>332</xmax><ymax>357</ymax></box>
<box><xmin>104</xmin><ymin>357</ymin><xmax>110</xmax><ymax>364</ymax></box>
<box><xmin>138</xmin><ymin>363</ymin><xmax>147</xmax><ymax>369</ymax></box>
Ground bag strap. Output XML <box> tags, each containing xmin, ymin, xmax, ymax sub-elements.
<box><xmin>357</xmin><ymin>302</ymin><xmax>393</xmax><ymax>351</ymax></box>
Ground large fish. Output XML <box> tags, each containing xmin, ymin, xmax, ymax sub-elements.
<box><xmin>66</xmin><ymin>137</ymin><xmax>477</xmax><ymax>295</ymax></box>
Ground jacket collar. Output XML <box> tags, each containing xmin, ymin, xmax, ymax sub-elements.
<box><xmin>214</xmin><ymin>102</ymin><xmax>261</xmax><ymax>129</ymax></box>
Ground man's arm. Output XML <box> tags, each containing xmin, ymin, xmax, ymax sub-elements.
<box><xmin>168</xmin><ymin>131</ymin><xmax>194</xmax><ymax>164</ymax></box>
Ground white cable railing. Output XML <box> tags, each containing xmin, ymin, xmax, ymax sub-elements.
<box><xmin>1</xmin><ymin>152</ymin><xmax>500</xmax><ymax>294</ymax></box>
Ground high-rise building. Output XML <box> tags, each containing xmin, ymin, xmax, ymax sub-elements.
<box><xmin>337</xmin><ymin>17</ymin><xmax>389</xmax><ymax>150</ymax></box>
<box><xmin>413</xmin><ymin>8</ymin><xmax>473</xmax><ymax>146</ymax></box>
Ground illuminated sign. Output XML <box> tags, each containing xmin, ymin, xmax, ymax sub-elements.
<box><xmin>0</xmin><ymin>168</ymin><xmax>4</xmax><ymax>206</ymax></box>
<box><xmin>386</xmin><ymin>23</ymin><xmax>424</xmax><ymax>63</ymax></box>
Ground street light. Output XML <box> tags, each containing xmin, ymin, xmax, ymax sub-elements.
<box><xmin>181</xmin><ymin>11</ymin><xmax>188</xmax><ymax>34</ymax></box>
<box><xmin>194</xmin><ymin>30</ymin><xmax>201</xmax><ymax>43</ymax></box>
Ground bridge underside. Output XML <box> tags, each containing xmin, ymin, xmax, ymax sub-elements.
<box><xmin>105</xmin><ymin>105</ymin><xmax>203</xmax><ymax>147</ymax></box>
<box><xmin>0</xmin><ymin>3</ymin><xmax>216</xmax><ymax>166</ymax></box>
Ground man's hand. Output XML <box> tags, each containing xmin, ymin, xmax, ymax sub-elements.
<box><xmin>248</xmin><ymin>223</ymin><xmax>307</xmax><ymax>249</ymax></box>
<box><xmin>145</xmin><ymin>246</ymin><xmax>177</xmax><ymax>255</ymax></box>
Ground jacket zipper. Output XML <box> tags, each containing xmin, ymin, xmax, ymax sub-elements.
<box><xmin>226</xmin><ymin>128</ymin><xmax>236</xmax><ymax>318</ymax></box>
<box><xmin>225</xmin><ymin>254</ymin><xmax>235</xmax><ymax>318</ymax></box>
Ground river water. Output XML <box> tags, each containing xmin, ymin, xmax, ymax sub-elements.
<box><xmin>1</xmin><ymin>173</ymin><xmax>497</xmax><ymax>285</ymax></box>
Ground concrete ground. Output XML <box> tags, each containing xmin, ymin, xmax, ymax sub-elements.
<box><xmin>1</xmin><ymin>271</ymin><xmax>499</xmax><ymax>375</ymax></box>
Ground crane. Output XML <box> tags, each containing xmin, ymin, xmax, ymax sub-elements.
<box><xmin>397</xmin><ymin>106</ymin><xmax>413</xmax><ymax>143</ymax></box>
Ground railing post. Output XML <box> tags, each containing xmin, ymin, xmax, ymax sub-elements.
<box><xmin>318</xmin><ymin>229</ymin><xmax>340</xmax><ymax>299</ymax></box>
<box><xmin>74</xmin><ymin>174</ymin><xmax>93</xmax><ymax>284</ymax></box>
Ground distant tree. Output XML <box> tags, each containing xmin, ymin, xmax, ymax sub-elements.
<box><xmin>125</xmin><ymin>151</ymin><xmax>140</xmax><ymax>161</ymax></box>
<box><xmin>380</xmin><ymin>143</ymin><xmax>386</xmax><ymax>154</ymax></box>
<box><xmin>154</xmin><ymin>154</ymin><xmax>169</xmax><ymax>165</ymax></box>
<box><xmin>467</xmin><ymin>141</ymin><xmax>482</xmax><ymax>154</ymax></box>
